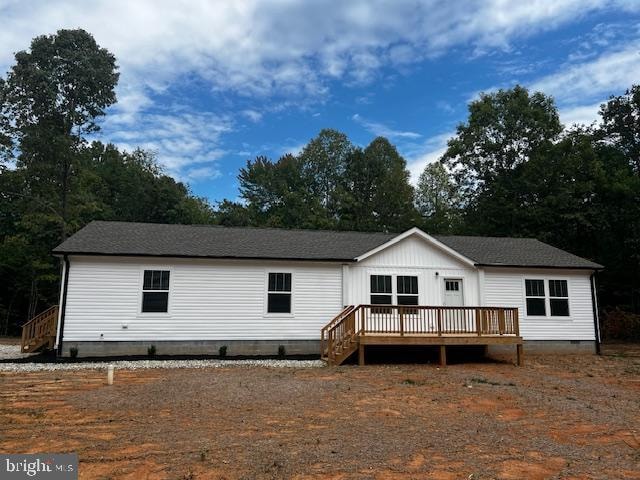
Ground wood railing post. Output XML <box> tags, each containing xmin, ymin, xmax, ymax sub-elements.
<box><xmin>399</xmin><ymin>307</ymin><xmax>404</xmax><ymax>336</ymax></box>
<box><xmin>475</xmin><ymin>308</ymin><xmax>481</xmax><ymax>336</ymax></box>
<box><xmin>437</xmin><ymin>308</ymin><xmax>442</xmax><ymax>336</ymax></box>
<box><xmin>514</xmin><ymin>308</ymin><xmax>520</xmax><ymax>336</ymax></box>
<box><xmin>498</xmin><ymin>309</ymin><xmax>506</xmax><ymax>335</ymax></box>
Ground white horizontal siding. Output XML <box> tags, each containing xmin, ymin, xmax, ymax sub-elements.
<box><xmin>347</xmin><ymin>235</ymin><xmax>480</xmax><ymax>305</ymax></box>
<box><xmin>63</xmin><ymin>256</ymin><xmax>343</xmax><ymax>341</ymax></box>
<box><xmin>483</xmin><ymin>268</ymin><xmax>596</xmax><ymax>340</ymax></box>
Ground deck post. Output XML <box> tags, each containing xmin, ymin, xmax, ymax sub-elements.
<box><xmin>358</xmin><ymin>344</ymin><xmax>365</xmax><ymax>366</ymax></box>
<box><xmin>399</xmin><ymin>307</ymin><xmax>404</xmax><ymax>336</ymax></box>
<box><xmin>439</xmin><ymin>345</ymin><xmax>446</xmax><ymax>366</ymax></box>
<box><xmin>516</xmin><ymin>344</ymin><xmax>524</xmax><ymax>367</ymax></box>
<box><xmin>437</xmin><ymin>309</ymin><xmax>442</xmax><ymax>336</ymax></box>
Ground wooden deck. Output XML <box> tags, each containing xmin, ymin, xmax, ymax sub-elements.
<box><xmin>321</xmin><ymin>305</ymin><xmax>523</xmax><ymax>366</ymax></box>
<box><xmin>21</xmin><ymin>305</ymin><xmax>58</xmax><ymax>353</ymax></box>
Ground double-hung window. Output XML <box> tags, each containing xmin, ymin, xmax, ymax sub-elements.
<box><xmin>397</xmin><ymin>276</ymin><xmax>419</xmax><ymax>305</ymax></box>
<box><xmin>142</xmin><ymin>270</ymin><xmax>170</xmax><ymax>313</ymax></box>
<box><xmin>549</xmin><ymin>280</ymin><xmax>569</xmax><ymax>316</ymax></box>
<box><xmin>525</xmin><ymin>278</ymin><xmax>570</xmax><ymax>317</ymax></box>
<box><xmin>370</xmin><ymin>275</ymin><xmax>392</xmax><ymax>305</ymax></box>
<box><xmin>267</xmin><ymin>273</ymin><xmax>292</xmax><ymax>313</ymax></box>
<box><xmin>525</xmin><ymin>279</ymin><xmax>546</xmax><ymax>316</ymax></box>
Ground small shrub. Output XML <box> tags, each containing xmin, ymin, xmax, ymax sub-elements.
<box><xmin>402</xmin><ymin>379</ymin><xmax>416</xmax><ymax>385</ymax></box>
<box><xmin>601</xmin><ymin>308</ymin><xmax>640</xmax><ymax>341</ymax></box>
<box><xmin>147</xmin><ymin>345</ymin><xmax>156</xmax><ymax>356</ymax></box>
<box><xmin>219</xmin><ymin>345</ymin><xmax>227</xmax><ymax>357</ymax></box>
<box><xmin>277</xmin><ymin>345</ymin><xmax>286</xmax><ymax>358</ymax></box>
<box><xmin>69</xmin><ymin>347</ymin><xmax>78</xmax><ymax>359</ymax></box>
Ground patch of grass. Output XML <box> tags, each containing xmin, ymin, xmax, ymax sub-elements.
<box><xmin>402</xmin><ymin>379</ymin><xmax>417</xmax><ymax>385</ymax></box>
<box><xmin>470</xmin><ymin>377</ymin><xmax>515</xmax><ymax>387</ymax></box>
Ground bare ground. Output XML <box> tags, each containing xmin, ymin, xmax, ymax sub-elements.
<box><xmin>1</xmin><ymin>348</ymin><xmax>639</xmax><ymax>479</ymax></box>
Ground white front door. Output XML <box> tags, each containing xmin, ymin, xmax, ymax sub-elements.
<box><xmin>443</xmin><ymin>279</ymin><xmax>464</xmax><ymax>306</ymax></box>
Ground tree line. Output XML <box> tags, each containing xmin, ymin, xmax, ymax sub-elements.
<box><xmin>1</xmin><ymin>29</ymin><xmax>638</xmax><ymax>337</ymax></box>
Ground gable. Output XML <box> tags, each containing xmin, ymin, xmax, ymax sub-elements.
<box><xmin>357</xmin><ymin>233</ymin><xmax>475</xmax><ymax>268</ymax></box>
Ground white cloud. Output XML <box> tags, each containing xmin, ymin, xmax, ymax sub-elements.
<box><xmin>559</xmin><ymin>102</ymin><xmax>602</xmax><ymax>127</ymax></box>
<box><xmin>404</xmin><ymin>132</ymin><xmax>454</xmax><ymax>183</ymax></box>
<box><xmin>530</xmin><ymin>43</ymin><xmax>640</xmax><ymax>103</ymax></box>
<box><xmin>241</xmin><ymin>109</ymin><xmax>263</xmax><ymax>123</ymax></box>
<box><xmin>100</xmin><ymin>107</ymin><xmax>231</xmax><ymax>178</ymax></box>
<box><xmin>352</xmin><ymin>113</ymin><xmax>421</xmax><ymax>140</ymax></box>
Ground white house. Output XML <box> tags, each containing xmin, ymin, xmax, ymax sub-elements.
<box><xmin>47</xmin><ymin>221</ymin><xmax>602</xmax><ymax>362</ymax></box>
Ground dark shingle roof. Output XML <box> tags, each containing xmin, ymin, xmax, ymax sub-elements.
<box><xmin>53</xmin><ymin>221</ymin><xmax>396</xmax><ymax>261</ymax></box>
<box><xmin>434</xmin><ymin>235</ymin><xmax>602</xmax><ymax>269</ymax></box>
<box><xmin>53</xmin><ymin>221</ymin><xmax>602</xmax><ymax>269</ymax></box>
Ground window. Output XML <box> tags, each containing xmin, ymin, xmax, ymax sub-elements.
<box><xmin>142</xmin><ymin>270</ymin><xmax>170</xmax><ymax>313</ymax></box>
<box><xmin>549</xmin><ymin>280</ymin><xmax>569</xmax><ymax>316</ymax></box>
<box><xmin>370</xmin><ymin>275</ymin><xmax>392</xmax><ymax>305</ymax></box>
<box><xmin>525</xmin><ymin>279</ymin><xmax>546</xmax><ymax>316</ymax></box>
<box><xmin>267</xmin><ymin>273</ymin><xmax>292</xmax><ymax>313</ymax></box>
<box><xmin>397</xmin><ymin>276</ymin><xmax>419</xmax><ymax>305</ymax></box>
<box><xmin>445</xmin><ymin>280</ymin><xmax>460</xmax><ymax>292</ymax></box>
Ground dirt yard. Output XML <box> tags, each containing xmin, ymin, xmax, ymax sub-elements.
<box><xmin>1</xmin><ymin>349</ymin><xmax>639</xmax><ymax>480</ymax></box>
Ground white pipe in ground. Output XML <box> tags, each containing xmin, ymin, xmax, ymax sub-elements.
<box><xmin>107</xmin><ymin>365</ymin><xmax>114</xmax><ymax>385</ymax></box>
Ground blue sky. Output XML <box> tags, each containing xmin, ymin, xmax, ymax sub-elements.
<box><xmin>1</xmin><ymin>1</ymin><xmax>639</xmax><ymax>203</ymax></box>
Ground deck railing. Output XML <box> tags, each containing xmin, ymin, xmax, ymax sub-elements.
<box><xmin>355</xmin><ymin>305</ymin><xmax>519</xmax><ymax>337</ymax></box>
<box><xmin>21</xmin><ymin>305</ymin><xmax>59</xmax><ymax>353</ymax></box>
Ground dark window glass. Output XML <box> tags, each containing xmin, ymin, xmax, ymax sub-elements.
<box><xmin>525</xmin><ymin>279</ymin><xmax>545</xmax><ymax>297</ymax></box>
<box><xmin>370</xmin><ymin>275</ymin><xmax>392</xmax><ymax>294</ymax></box>
<box><xmin>549</xmin><ymin>280</ymin><xmax>568</xmax><ymax>298</ymax></box>
<box><xmin>268</xmin><ymin>293</ymin><xmax>291</xmax><ymax>313</ymax></box>
<box><xmin>397</xmin><ymin>276</ymin><xmax>418</xmax><ymax>295</ymax></box>
<box><xmin>550</xmin><ymin>299</ymin><xmax>569</xmax><ymax>316</ymax></box>
<box><xmin>370</xmin><ymin>294</ymin><xmax>393</xmax><ymax>305</ymax></box>
<box><xmin>268</xmin><ymin>273</ymin><xmax>291</xmax><ymax>292</ymax></box>
<box><xmin>142</xmin><ymin>292</ymin><xmax>168</xmax><ymax>312</ymax></box>
<box><xmin>445</xmin><ymin>280</ymin><xmax>460</xmax><ymax>291</ymax></box>
<box><xmin>397</xmin><ymin>295</ymin><xmax>419</xmax><ymax>306</ymax></box>
<box><xmin>143</xmin><ymin>270</ymin><xmax>170</xmax><ymax>290</ymax></box>
<box><xmin>526</xmin><ymin>298</ymin><xmax>546</xmax><ymax>316</ymax></box>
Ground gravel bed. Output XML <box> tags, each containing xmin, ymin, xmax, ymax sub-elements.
<box><xmin>0</xmin><ymin>344</ymin><xmax>36</xmax><ymax>360</ymax></box>
<box><xmin>0</xmin><ymin>358</ymin><xmax>325</xmax><ymax>372</ymax></box>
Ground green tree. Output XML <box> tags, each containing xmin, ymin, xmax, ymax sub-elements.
<box><xmin>340</xmin><ymin>137</ymin><xmax>417</xmax><ymax>232</ymax></box>
<box><xmin>1</xmin><ymin>29</ymin><xmax>119</xmax><ymax>239</ymax></box>
<box><xmin>443</xmin><ymin>85</ymin><xmax>563</xmax><ymax>235</ymax></box>
<box><xmin>600</xmin><ymin>84</ymin><xmax>640</xmax><ymax>174</ymax></box>
<box><xmin>415</xmin><ymin>162</ymin><xmax>460</xmax><ymax>233</ymax></box>
<box><xmin>298</xmin><ymin>129</ymin><xmax>354</xmax><ymax>224</ymax></box>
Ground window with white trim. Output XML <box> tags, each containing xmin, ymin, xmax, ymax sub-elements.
<box><xmin>397</xmin><ymin>276</ymin><xmax>419</xmax><ymax>305</ymax></box>
<box><xmin>525</xmin><ymin>279</ymin><xmax>546</xmax><ymax>316</ymax></box>
<box><xmin>549</xmin><ymin>280</ymin><xmax>569</xmax><ymax>316</ymax></box>
<box><xmin>267</xmin><ymin>272</ymin><xmax>292</xmax><ymax>313</ymax></box>
<box><xmin>142</xmin><ymin>270</ymin><xmax>170</xmax><ymax>313</ymax></box>
<box><xmin>370</xmin><ymin>275</ymin><xmax>392</xmax><ymax>305</ymax></box>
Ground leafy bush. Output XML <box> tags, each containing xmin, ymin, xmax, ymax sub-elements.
<box><xmin>602</xmin><ymin>308</ymin><xmax>640</xmax><ymax>341</ymax></box>
<box><xmin>69</xmin><ymin>347</ymin><xmax>78</xmax><ymax>359</ymax></box>
<box><xmin>219</xmin><ymin>345</ymin><xmax>227</xmax><ymax>357</ymax></box>
<box><xmin>147</xmin><ymin>345</ymin><xmax>156</xmax><ymax>356</ymax></box>
<box><xmin>277</xmin><ymin>345</ymin><xmax>286</xmax><ymax>358</ymax></box>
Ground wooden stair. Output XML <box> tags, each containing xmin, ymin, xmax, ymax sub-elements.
<box><xmin>321</xmin><ymin>305</ymin><xmax>359</xmax><ymax>365</ymax></box>
<box><xmin>21</xmin><ymin>305</ymin><xmax>59</xmax><ymax>353</ymax></box>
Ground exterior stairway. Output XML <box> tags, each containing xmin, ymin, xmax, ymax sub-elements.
<box><xmin>21</xmin><ymin>305</ymin><xmax>59</xmax><ymax>353</ymax></box>
<box><xmin>321</xmin><ymin>305</ymin><xmax>359</xmax><ymax>365</ymax></box>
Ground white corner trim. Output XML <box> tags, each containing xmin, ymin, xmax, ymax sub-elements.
<box><xmin>354</xmin><ymin>227</ymin><xmax>477</xmax><ymax>267</ymax></box>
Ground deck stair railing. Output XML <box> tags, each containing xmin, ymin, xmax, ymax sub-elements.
<box><xmin>21</xmin><ymin>305</ymin><xmax>59</xmax><ymax>353</ymax></box>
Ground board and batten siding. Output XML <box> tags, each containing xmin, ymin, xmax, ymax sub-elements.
<box><xmin>483</xmin><ymin>267</ymin><xmax>596</xmax><ymax>340</ymax></box>
<box><xmin>62</xmin><ymin>256</ymin><xmax>343</xmax><ymax>341</ymax></box>
<box><xmin>345</xmin><ymin>234</ymin><xmax>480</xmax><ymax>306</ymax></box>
